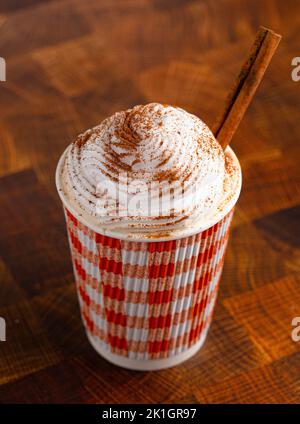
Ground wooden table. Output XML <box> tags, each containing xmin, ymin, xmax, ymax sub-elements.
<box><xmin>0</xmin><ymin>0</ymin><xmax>299</xmax><ymax>404</ymax></box>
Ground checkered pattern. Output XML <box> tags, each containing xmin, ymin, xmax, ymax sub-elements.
<box><xmin>65</xmin><ymin>208</ymin><xmax>234</xmax><ymax>360</ymax></box>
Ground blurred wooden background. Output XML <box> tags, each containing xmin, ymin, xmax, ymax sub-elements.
<box><xmin>0</xmin><ymin>0</ymin><xmax>300</xmax><ymax>403</ymax></box>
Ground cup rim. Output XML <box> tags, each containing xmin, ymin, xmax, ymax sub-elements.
<box><xmin>56</xmin><ymin>145</ymin><xmax>242</xmax><ymax>242</ymax></box>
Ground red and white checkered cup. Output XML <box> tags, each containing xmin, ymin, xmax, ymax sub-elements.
<box><xmin>56</xmin><ymin>147</ymin><xmax>241</xmax><ymax>370</ymax></box>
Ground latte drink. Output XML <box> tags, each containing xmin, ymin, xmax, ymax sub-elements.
<box><xmin>56</xmin><ymin>103</ymin><xmax>241</xmax><ymax>370</ymax></box>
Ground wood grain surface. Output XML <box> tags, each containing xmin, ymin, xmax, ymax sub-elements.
<box><xmin>0</xmin><ymin>0</ymin><xmax>300</xmax><ymax>404</ymax></box>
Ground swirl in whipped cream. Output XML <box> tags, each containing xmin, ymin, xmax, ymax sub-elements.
<box><xmin>61</xmin><ymin>103</ymin><xmax>240</xmax><ymax>236</ymax></box>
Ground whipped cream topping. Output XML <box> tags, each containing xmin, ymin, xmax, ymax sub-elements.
<box><xmin>60</xmin><ymin>103</ymin><xmax>241</xmax><ymax>239</ymax></box>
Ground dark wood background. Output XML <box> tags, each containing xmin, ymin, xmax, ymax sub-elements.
<box><xmin>0</xmin><ymin>0</ymin><xmax>300</xmax><ymax>404</ymax></box>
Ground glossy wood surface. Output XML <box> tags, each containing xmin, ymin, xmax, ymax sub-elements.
<box><xmin>0</xmin><ymin>0</ymin><xmax>299</xmax><ymax>403</ymax></box>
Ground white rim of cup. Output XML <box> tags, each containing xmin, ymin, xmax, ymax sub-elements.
<box><xmin>55</xmin><ymin>145</ymin><xmax>242</xmax><ymax>243</ymax></box>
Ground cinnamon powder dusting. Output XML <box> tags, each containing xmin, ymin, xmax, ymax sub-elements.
<box><xmin>62</xmin><ymin>102</ymin><xmax>240</xmax><ymax>239</ymax></box>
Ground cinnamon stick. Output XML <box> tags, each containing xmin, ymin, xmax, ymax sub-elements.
<box><xmin>214</xmin><ymin>26</ymin><xmax>281</xmax><ymax>150</ymax></box>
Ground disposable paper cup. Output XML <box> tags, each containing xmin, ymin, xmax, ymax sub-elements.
<box><xmin>56</xmin><ymin>147</ymin><xmax>241</xmax><ymax>370</ymax></box>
